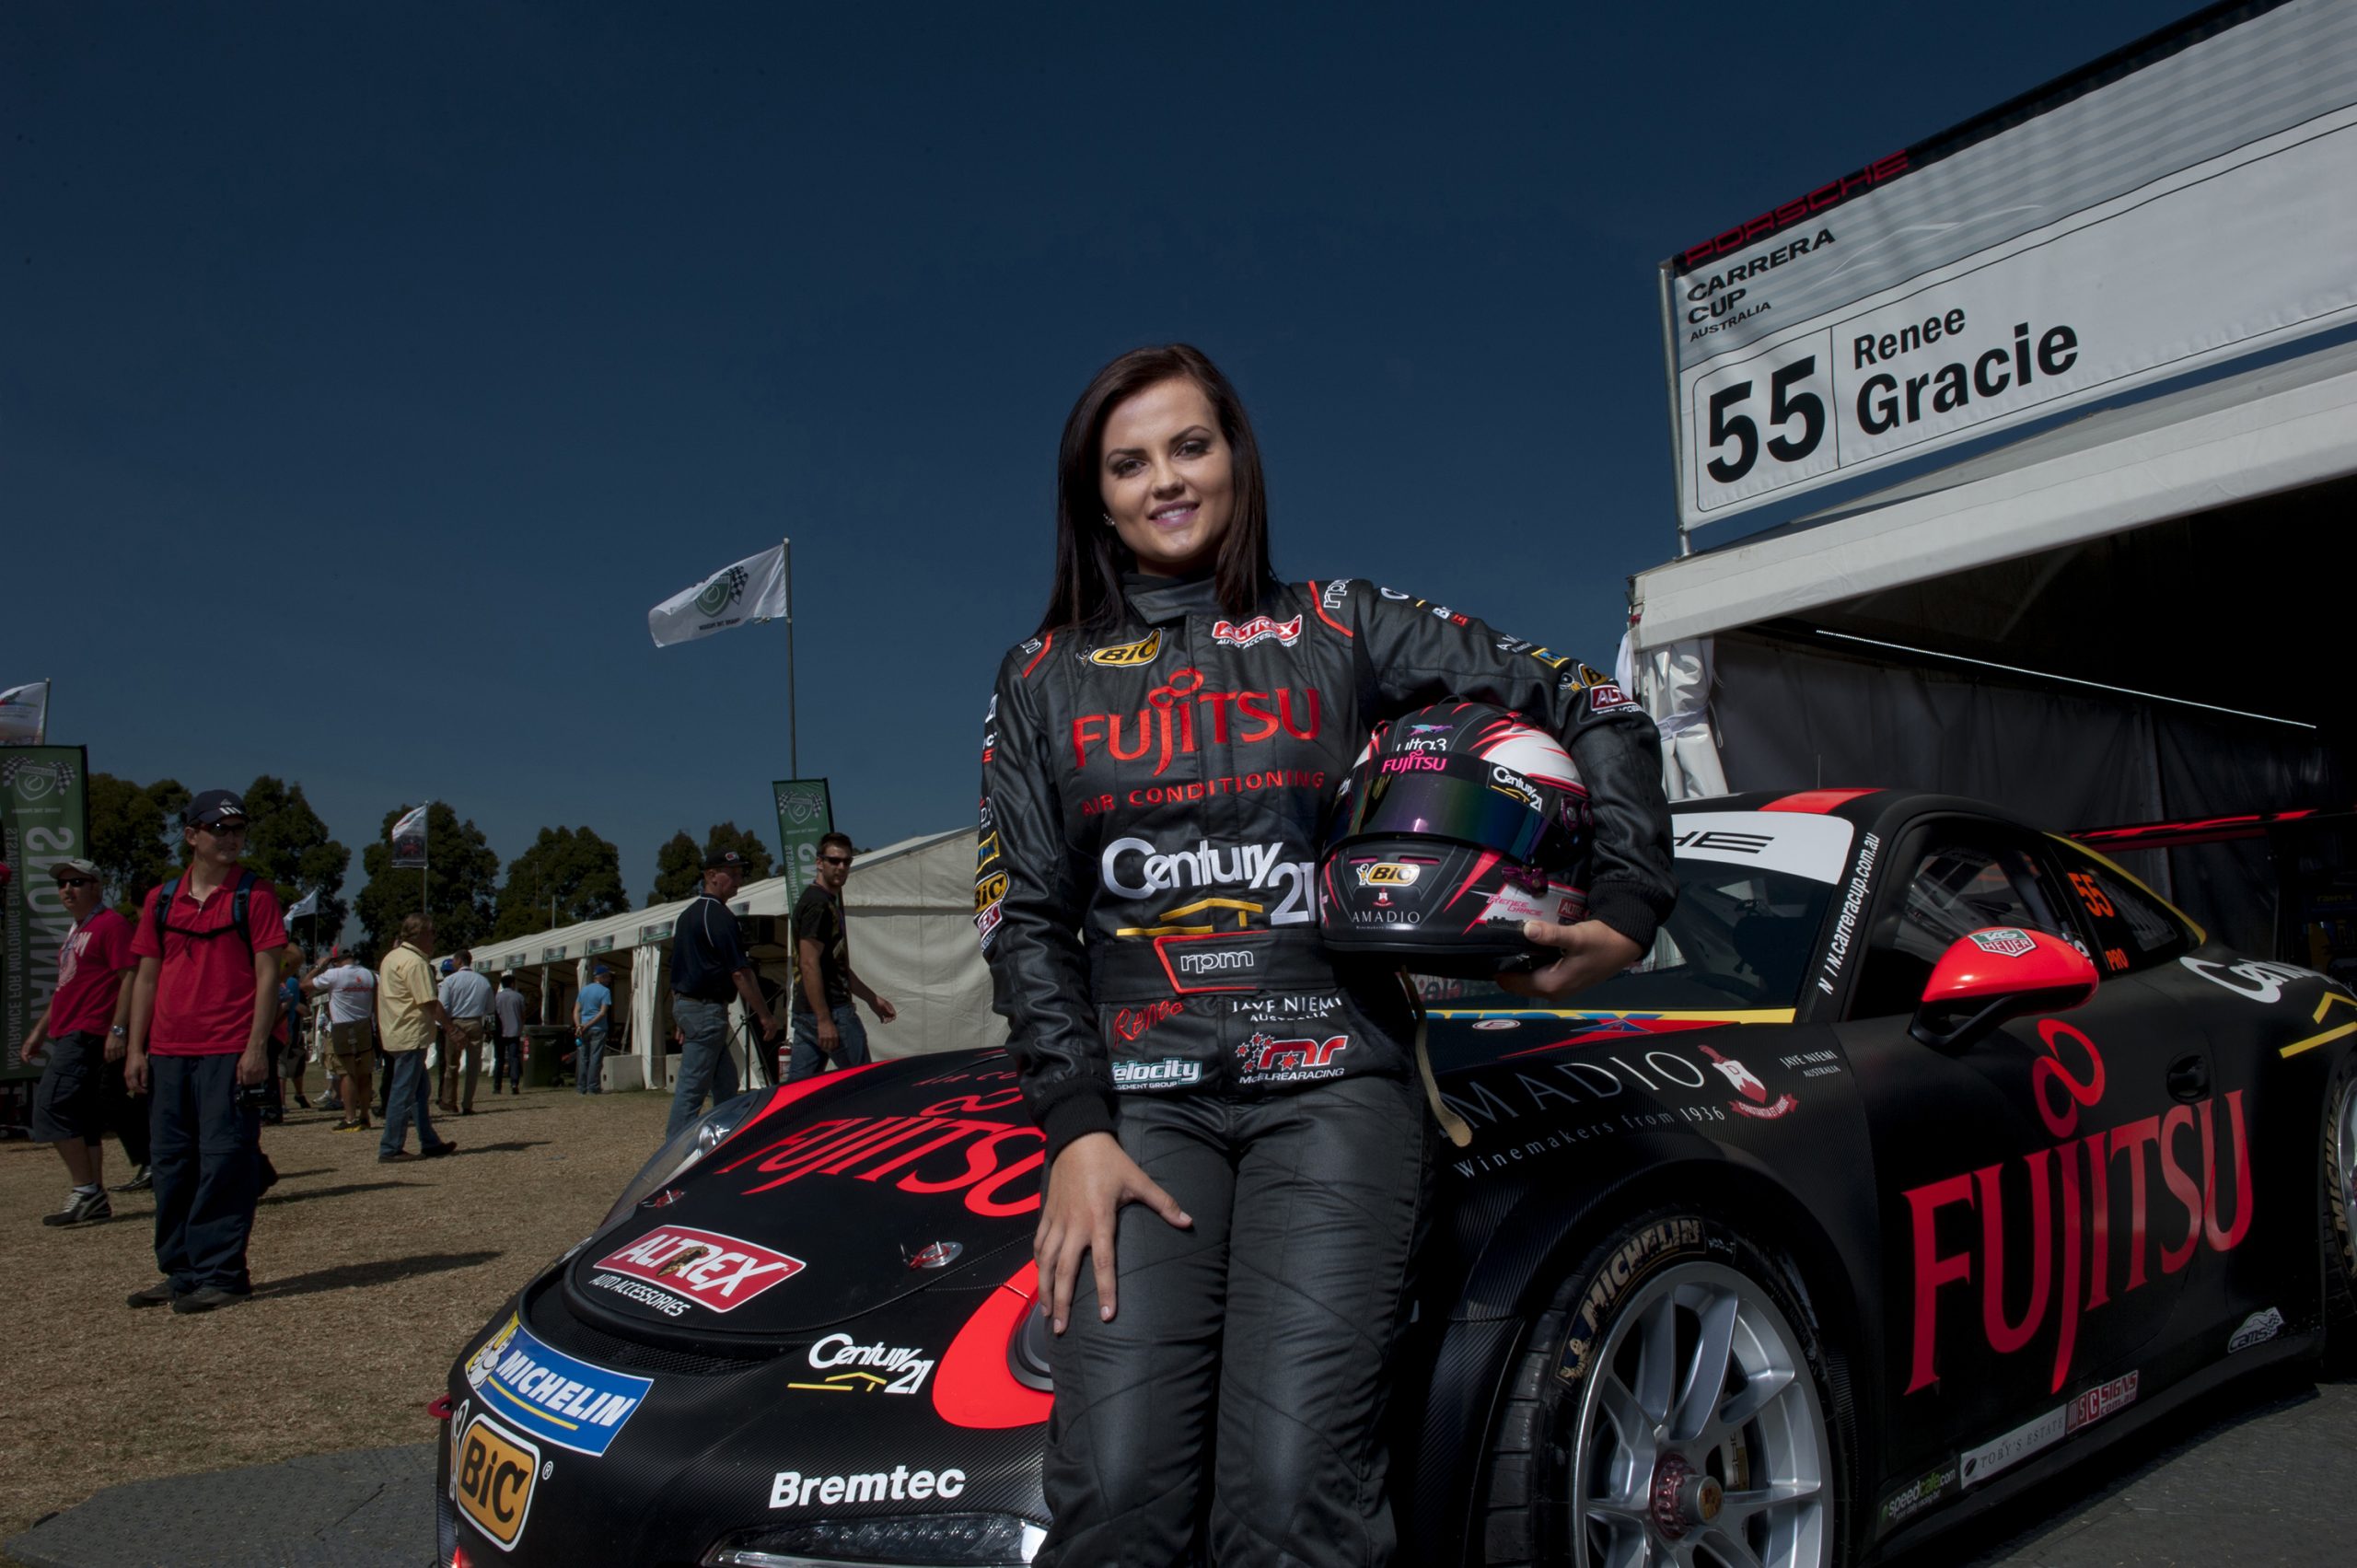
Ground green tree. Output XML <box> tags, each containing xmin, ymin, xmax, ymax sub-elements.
<box><xmin>354</xmin><ymin>803</ymin><xmax>499</xmax><ymax>956</ymax></box>
<box><xmin>647</xmin><ymin>830</ymin><xmax>702</xmax><ymax>906</ymax></box>
<box><xmin>84</xmin><ymin>773</ymin><xmax>189</xmax><ymax>916</ymax></box>
<box><xmin>644</xmin><ymin>823</ymin><xmax>775</xmax><ymax>906</ymax></box>
<box><xmin>238</xmin><ymin>774</ymin><xmax>352</xmax><ymax>948</ymax></box>
<box><xmin>493</xmin><ymin>826</ymin><xmax>629</xmax><ymax>939</ymax></box>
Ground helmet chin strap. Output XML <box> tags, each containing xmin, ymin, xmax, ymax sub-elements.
<box><xmin>1401</xmin><ymin>981</ymin><xmax>1473</xmax><ymax>1148</ymax></box>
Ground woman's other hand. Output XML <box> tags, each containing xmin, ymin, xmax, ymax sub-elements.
<box><xmin>1035</xmin><ymin>1131</ymin><xmax>1192</xmax><ymax>1334</ymax></box>
<box><xmin>1498</xmin><ymin>919</ymin><xmax>1643</xmax><ymax>1002</ymax></box>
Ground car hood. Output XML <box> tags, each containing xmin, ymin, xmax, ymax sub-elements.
<box><xmin>564</xmin><ymin>1052</ymin><xmax>1041</xmax><ymax>1340</ymax></box>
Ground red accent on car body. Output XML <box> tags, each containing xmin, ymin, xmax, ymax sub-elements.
<box><xmin>933</xmin><ymin>1261</ymin><xmax>1053</xmax><ymax>1430</ymax></box>
<box><xmin>1760</xmin><ymin>788</ymin><xmax>1880</xmax><ymax>814</ymax></box>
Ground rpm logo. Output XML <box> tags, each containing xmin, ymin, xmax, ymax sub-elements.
<box><xmin>1088</xmin><ymin>630</ymin><xmax>1161</xmax><ymax>668</ymax></box>
<box><xmin>453</xmin><ymin>1413</ymin><xmax>540</xmax><ymax>1551</ymax></box>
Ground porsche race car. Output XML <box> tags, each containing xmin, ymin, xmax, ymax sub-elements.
<box><xmin>435</xmin><ymin>788</ymin><xmax>2357</xmax><ymax>1567</ymax></box>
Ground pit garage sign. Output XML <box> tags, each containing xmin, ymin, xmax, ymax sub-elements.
<box><xmin>1661</xmin><ymin>0</ymin><xmax>2357</xmax><ymax>532</ymax></box>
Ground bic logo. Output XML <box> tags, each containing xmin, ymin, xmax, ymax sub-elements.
<box><xmin>454</xmin><ymin>1413</ymin><xmax>540</xmax><ymax>1550</ymax></box>
<box><xmin>1355</xmin><ymin>863</ymin><xmax>1419</xmax><ymax>887</ymax></box>
<box><xmin>1088</xmin><ymin>629</ymin><xmax>1161</xmax><ymax>668</ymax></box>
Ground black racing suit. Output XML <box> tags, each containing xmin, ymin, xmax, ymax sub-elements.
<box><xmin>979</xmin><ymin>574</ymin><xmax>1674</xmax><ymax>1566</ymax></box>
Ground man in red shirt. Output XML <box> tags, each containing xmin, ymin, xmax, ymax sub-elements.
<box><xmin>24</xmin><ymin>856</ymin><xmax>139</xmax><ymax>1226</ymax></box>
<box><xmin>124</xmin><ymin>789</ymin><xmax>289</xmax><ymax>1313</ymax></box>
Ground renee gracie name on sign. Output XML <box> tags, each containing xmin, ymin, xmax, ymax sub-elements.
<box><xmin>1660</xmin><ymin>2</ymin><xmax>2357</xmax><ymax>528</ymax></box>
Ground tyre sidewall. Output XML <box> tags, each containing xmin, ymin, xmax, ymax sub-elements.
<box><xmin>2320</xmin><ymin>1053</ymin><xmax>2357</xmax><ymax>1357</ymax></box>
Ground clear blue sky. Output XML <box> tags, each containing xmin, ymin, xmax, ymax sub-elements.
<box><xmin>1</xmin><ymin>0</ymin><xmax>2200</xmax><ymax>907</ymax></box>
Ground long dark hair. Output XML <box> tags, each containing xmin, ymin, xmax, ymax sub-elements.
<box><xmin>1035</xmin><ymin>343</ymin><xmax>1273</xmax><ymax>636</ymax></box>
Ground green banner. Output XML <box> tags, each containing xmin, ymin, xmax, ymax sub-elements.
<box><xmin>772</xmin><ymin>778</ymin><xmax>834</xmax><ymax>904</ymax></box>
<box><xmin>3</xmin><ymin>747</ymin><xmax>90</xmax><ymax>1077</ymax></box>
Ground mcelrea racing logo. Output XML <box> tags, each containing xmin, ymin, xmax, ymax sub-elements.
<box><xmin>772</xmin><ymin>1466</ymin><xmax>967</xmax><ymax>1508</ymax></box>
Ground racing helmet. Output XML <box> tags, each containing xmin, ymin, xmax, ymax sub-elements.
<box><xmin>1318</xmin><ymin>703</ymin><xmax>1592</xmax><ymax>977</ymax></box>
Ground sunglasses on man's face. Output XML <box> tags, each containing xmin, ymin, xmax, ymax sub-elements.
<box><xmin>199</xmin><ymin>821</ymin><xmax>248</xmax><ymax>837</ymax></box>
<box><xmin>54</xmin><ymin>877</ymin><xmax>98</xmax><ymax>889</ymax></box>
<box><xmin>821</xmin><ymin>855</ymin><xmax>853</xmax><ymax>867</ymax></box>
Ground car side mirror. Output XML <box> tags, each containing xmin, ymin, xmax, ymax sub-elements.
<box><xmin>1910</xmin><ymin>927</ymin><xmax>2099</xmax><ymax>1051</ymax></box>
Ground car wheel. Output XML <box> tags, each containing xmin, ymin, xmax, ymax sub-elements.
<box><xmin>1481</xmin><ymin>1210</ymin><xmax>1852</xmax><ymax>1568</ymax></box>
<box><xmin>2322</xmin><ymin>1057</ymin><xmax>2357</xmax><ymax>1369</ymax></box>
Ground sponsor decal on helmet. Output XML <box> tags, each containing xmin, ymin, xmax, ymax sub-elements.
<box><xmin>1380</xmin><ymin>754</ymin><xmax>1445</xmax><ymax>773</ymax></box>
<box><xmin>1354</xmin><ymin>862</ymin><xmax>1420</xmax><ymax>887</ymax></box>
<box><xmin>1112</xmin><ymin>1056</ymin><xmax>1204</xmax><ymax>1089</ymax></box>
<box><xmin>1489</xmin><ymin>765</ymin><xmax>1543</xmax><ymax>807</ymax></box>
<box><xmin>593</xmin><ymin>1226</ymin><xmax>806</xmax><ymax>1314</ymax></box>
<box><xmin>1968</xmin><ymin>927</ymin><xmax>2038</xmax><ymax>958</ymax></box>
<box><xmin>1087</xmin><ymin>629</ymin><xmax>1162</xmax><ymax>668</ymax></box>
<box><xmin>1211</xmin><ymin>614</ymin><xmax>1303</xmax><ymax>649</ymax></box>
<box><xmin>770</xmin><ymin>1466</ymin><xmax>968</xmax><ymax>1509</ymax></box>
<box><xmin>1071</xmin><ymin>668</ymin><xmax>1319</xmax><ymax>776</ymax></box>
<box><xmin>1478</xmin><ymin>885</ymin><xmax>1550</xmax><ymax>925</ymax></box>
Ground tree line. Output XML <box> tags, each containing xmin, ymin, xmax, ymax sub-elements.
<box><xmin>84</xmin><ymin>772</ymin><xmax>775</xmax><ymax>956</ymax></box>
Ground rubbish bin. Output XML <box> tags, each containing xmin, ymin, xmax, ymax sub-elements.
<box><xmin>522</xmin><ymin>1026</ymin><xmax>573</xmax><ymax>1089</ymax></box>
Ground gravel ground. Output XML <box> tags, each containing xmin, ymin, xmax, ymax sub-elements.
<box><xmin>0</xmin><ymin>1087</ymin><xmax>675</xmax><ymax>1544</ymax></box>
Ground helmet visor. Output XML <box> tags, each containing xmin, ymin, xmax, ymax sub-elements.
<box><xmin>1331</xmin><ymin>762</ymin><xmax>1558</xmax><ymax>862</ymax></box>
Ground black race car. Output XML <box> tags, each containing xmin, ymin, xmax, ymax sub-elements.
<box><xmin>435</xmin><ymin>788</ymin><xmax>2357</xmax><ymax>1568</ymax></box>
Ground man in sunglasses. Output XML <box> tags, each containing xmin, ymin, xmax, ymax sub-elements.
<box><xmin>665</xmin><ymin>848</ymin><xmax>784</xmax><ymax>1138</ymax></box>
<box><xmin>24</xmin><ymin>856</ymin><xmax>139</xmax><ymax>1226</ymax></box>
<box><xmin>123</xmin><ymin>789</ymin><xmax>289</xmax><ymax>1313</ymax></box>
<box><xmin>789</xmin><ymin>832</ymin><xmax>897</xmax><ymax>1082</ymax></box>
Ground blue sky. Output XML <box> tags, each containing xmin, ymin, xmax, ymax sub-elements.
<box><xmin>1</xmin><ymin>0</ymin><xmax>2200</xmax><ymax>908</ymax></box>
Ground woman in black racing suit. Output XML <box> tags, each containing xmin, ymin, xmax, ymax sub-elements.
<box><xmin>980</xmin><ymin>343</ymin><xmax>1676</xmax><ymax>1566</ymax></box>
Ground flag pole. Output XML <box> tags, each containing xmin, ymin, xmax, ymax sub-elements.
<box><xmin>422</xmin><ymin>807</ymin><xmax>430</xmax><ymax>919</ymax></box>
<box><xmin>784</xmin><ymin>538</ymin><xmax>797</xmax><ymax>780</ymax></box>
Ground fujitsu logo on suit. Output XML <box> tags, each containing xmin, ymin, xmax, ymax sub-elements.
<box><xmin>1071</xmin><ymin>668</ymin><xmax>1319</xmax><ymax>777</ymax></box>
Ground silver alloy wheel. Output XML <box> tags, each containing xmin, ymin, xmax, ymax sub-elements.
<box><xmin>1569</xmin><ymin>1260</ymin><xmax>1831</xmax><ymax>1568</ymax></box>
<box><xmin>2339</xmin><ymin>1077</ymin><xmax>2357</xmax><ymax>1264</ymax></box>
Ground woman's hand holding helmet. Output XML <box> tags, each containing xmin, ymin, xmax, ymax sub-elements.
<box><xmin>1036</xmin><ymin>1131</ymin><xmax>1193</xmax><ymax>1335</ymax></box>
<box><xmin>1498</xmin><ymin>919</ymin><xmax>1643</xmax><ymax>1002</ymax></box>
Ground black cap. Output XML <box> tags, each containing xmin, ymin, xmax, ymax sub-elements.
<box><xmin>187</xmin><ymin>789</ymin><xmax>250</xmax><ymax>828</ymax></box>
<box><xmin>703</xmin><ymin>848</ymin><xmax>751</xmax><ymax>872</ymax></box>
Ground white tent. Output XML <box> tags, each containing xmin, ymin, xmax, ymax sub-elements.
<box><xmin>1625</xmin><ymin>336</ymin><xmax>2357</xmax><ymax>950</ymax></box>
<box><xmin>457</xmin><ymin>827</ymin><xmax>996</xmax><ymax>1091</ymax></box>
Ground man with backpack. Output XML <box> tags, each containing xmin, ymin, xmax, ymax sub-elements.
<box><xmin>122</xmin><ymin>789</ymin><xmax>288</xmax><ymax>1314</ymax></box>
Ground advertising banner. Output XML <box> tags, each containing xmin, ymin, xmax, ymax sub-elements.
<box><xmin>772</xmin><ymin>779</ymin><xmax>834</xmax><ymax>904</ymax></box>
<box><xmin>1661</xmin><ymin>0</ymin><xmax>2357</xmax><ymax>531</ymax></box>
<box><xmin>2</xmin><ymin>748</ymin><xmax>90</xmax><ymax>1076</ymax></box>
<box><xmin>0</xmin><ymin>680</ymin><xmax>50</xmax><ymax>745</ymax></box>
<box><xmin>648</xmin><ymin>544</ymin><xmax>790</xmax><ymax>648</ymax></box>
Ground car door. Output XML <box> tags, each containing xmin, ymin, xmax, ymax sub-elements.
<box><xmin>1832</xmin><ymin>814</ymin><xmax>2185</xmax><ymax>1524</ymax></box>
<box><xmin>2040</xmin><ymin>838</ymin><xmax>2279</xmax><ymax>1365</ymax></box>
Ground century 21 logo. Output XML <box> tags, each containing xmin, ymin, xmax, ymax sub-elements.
<box><xmin>454</xmin><ymin>1413</ymin><xmax>540</xmax><ymax>1549</ymax></box>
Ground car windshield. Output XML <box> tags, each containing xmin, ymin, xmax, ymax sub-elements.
<box><xmin>1418</xmin><ymin>858</ymin><xmax>1840</xmax><ymax>1013</ymax></box>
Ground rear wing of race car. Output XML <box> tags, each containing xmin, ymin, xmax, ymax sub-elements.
<box><xmin>2070</xmin><ymin>807</ymin><xmax>2357</xmax><ymax>970</ymax></box>
<box><xmin>2069</xmin><ymin>807</ymin><xmax>2350</xmax><ymax>854</ymax></box>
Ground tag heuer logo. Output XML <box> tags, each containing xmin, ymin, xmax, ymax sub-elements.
<box><xmin>1968</xmin><ymin>928</ymin><xmax>2037</xmax><ymax>958</ymax></box>
<box><xmin>1089</xmin><ymin>630</ymin><xmax>1161</xmax><ymax>668</ymax></box>
<box><xmin>695</xmin><ymin>566</ymin><xmax>749</xmax><ymax>618</ymax></box>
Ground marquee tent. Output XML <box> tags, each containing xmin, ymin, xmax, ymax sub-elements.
<box><xmin>1625</xmin><ymin>335</ymin><xmax>2357</xmax><ymax>954</ymax></box>
<box><xmin>457</xmin><ymin>826</ymin><xmax>995</xmax><ymax>1092</ymax></box>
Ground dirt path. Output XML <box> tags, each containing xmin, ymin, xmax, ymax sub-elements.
<box><xmin>1</xmin><ymin>1089</ymin><xmax>674</xmax><ymax>1541</ymax></box>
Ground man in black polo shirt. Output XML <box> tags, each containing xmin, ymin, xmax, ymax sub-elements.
<box><xmin>666</xmin><ymin>849</ymin><xmax>782</xmax><ymax>1138</ymax></box>
<box><xmin>789</xmin><ymin>832</ymin><xmax>897</xmax><ymax>1081</ymax></box>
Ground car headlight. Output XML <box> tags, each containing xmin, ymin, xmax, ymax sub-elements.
<box><xmin>704</xmin><ymin>1513</ymin><xmax>1046</xmax><ymax>1566</ymax></box>
<box><xmin>597</xmin><ymin>1090</ymin><xmax>764</xmax><ymax>1233</ymax></box>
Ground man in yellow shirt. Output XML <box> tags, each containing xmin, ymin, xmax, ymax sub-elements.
<box><xmin>377</xmin><ymin>912</ymin><xmax>459</xmax><ymax>1164</ymax></box>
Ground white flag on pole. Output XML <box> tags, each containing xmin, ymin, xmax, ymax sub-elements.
<box><xmin>286</xmin><ymin>888</ymin><xmax>322</xmax><ymax>923</ymax></box>
<box><xmin>390</xmin><ymin>804</ymin><xmax>431</xmax><ymax>869</ymax></box>
<box><xmin>647</xmin><ymin>544</ymin><xmax>789</xmax><ymax>648</ymax></box>
<box><xmin>0</xmin><ymin>679</ymin><xmax>50</xmax><ymax>745</ymax></box>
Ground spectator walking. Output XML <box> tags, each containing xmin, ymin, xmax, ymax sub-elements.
<box><xmin>25</xmin><ymin>856</ymin><xmax>138</xmax><ymax>1226</ymax></box>
<box><xmin>572</xmin><ymin>966</ymin><xmax>614</xmax><ymax>1094</ymax></box>
<box><xmin>789</xmin><ymin>832</ymin><xmax>896</xmax><ymax>1082</ymax></box>
<box><xmin>376</xmin><ymin>913</ymin><xmax>458</xmax><ymax>1163</ymax></box>
<box><xmin>667</xmin><ymin>849</ymin><xmax>782</xmax><ymax>1136</ymax></box>
<box><xmin>437</xmin><ymin>949</ymin><xmax>493</xmax><ymax>1114</ymax></box>
<box><xmin>123</xmin><ymin>789</ymin><xmax>288</xmax><ymax>1313</ymax></box>
<box><xmin>491</xmin><ymin>970</ymin><xmax>528</xmax><ymax>1096</ymax></box>
<box><xmin>306</xmin><ymin>952</ymin><xmax>377</xmax><ymax>1131</ymax></box>
<box><xmin>277</xmin><ymin>960</ymin><xmax>312</xmax><ymax>1112</ymax></box>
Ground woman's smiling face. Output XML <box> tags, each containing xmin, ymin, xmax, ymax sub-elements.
<box><xmin>1098</xmin><ymin>377</ymin><xmax>1235</xmax><ymax>577</ymax></box>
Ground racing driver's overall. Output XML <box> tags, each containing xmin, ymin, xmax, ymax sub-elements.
<box><xmin>981</xmin><ymin>573</ymin><xmax>1675</xmax><ymax>1566</ymax></box>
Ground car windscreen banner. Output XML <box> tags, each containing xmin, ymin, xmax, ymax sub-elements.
<box><xmin>3</xmin><ymin>747</ymin><xmax>90</xmax><ymax>1078</ymax></box>
<box><xmin>1660</xmin><ymin>0</ymin><xmax>2357</xmax><ymax>533</ymax></box>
